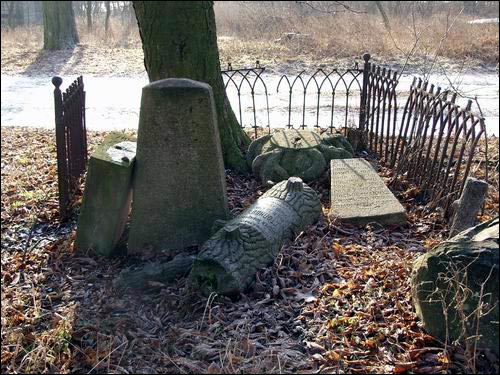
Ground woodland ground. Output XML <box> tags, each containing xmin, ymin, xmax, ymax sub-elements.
<box><xmin>1</xmin><ymin>127</ymin><xmax>499</xmax><ymax>374</ymax></box>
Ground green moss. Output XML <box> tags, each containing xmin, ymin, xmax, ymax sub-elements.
<box><xmin>190</xmin><ymin>259</ymin><xmax>240</xmax><ymax>296</ymax></box>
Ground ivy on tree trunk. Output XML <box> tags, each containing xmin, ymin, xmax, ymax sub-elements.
<box><xmin>133</xmin><ymin>1</ymin><xmax>251</xmax><ymax>172</ymax></box>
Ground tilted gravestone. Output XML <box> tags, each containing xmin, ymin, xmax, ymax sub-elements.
<box><xmin>190</xmin><ymin>177</ymin><xmax>321</xmax><ymax>295</ymax></box>
<box><xmin>128</xmin><ymin>79</ymin><xmax>229</xmax><ymax>254</ymax></box>
<box><xmin>76</xmin><ymin>133</ymin><xmax>136</xmax><ymax>256</ymax></box>
<box><xmin>330</xmin><ymin>158</ymin><xmax>406</xmax><ymax>225</ymax></box>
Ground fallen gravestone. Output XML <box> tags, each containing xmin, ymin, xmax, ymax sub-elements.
<box><xmin>190</xmin><ymin>177</ymin><xmax>321</xmax><ymax>295</ymax></box>
<box><xmin>330</xmin><ymin>158</ymin><xmax>406</xmax><ymax>225</ymax></box>
<box><xmin>128</xmin><ymin>79</ymin><xmax>229</xmax><ymax>254</ymax></box>
<box><xmin>411</xmin><ymin>218</ymin><xmax>499</xmax><ymax>355</ymax></box>
<box><xmin>76</xmin><ymin>133</ymin><xmax>136</xmax><ymax>256</ymax></box>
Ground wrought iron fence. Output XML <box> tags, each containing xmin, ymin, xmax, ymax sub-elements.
<box><xmin>387</xmin><ymin>78</ymin><xmax>488</xmax><ymax>212</ymax></box>
<box><xmin>221</xmin><ymin>59</ymin><xmax>366</xmax><ymax>137</ymax></box>
<box><xmin>52</xmin><ymin>76</ymin><xmax>87</xmax><ymax>219</ymax></box>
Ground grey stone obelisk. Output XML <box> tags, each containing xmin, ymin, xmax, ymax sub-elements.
<box><xmin>128</xmin><ymin>79</ymin><xmax>229</xmax><ymax>254</ymax></box>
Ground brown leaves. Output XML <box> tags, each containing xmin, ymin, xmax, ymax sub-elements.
<box><xmin>2</xmin><ymin>128</ymin><xmax>498</xmax><ymax>374</ymax></box>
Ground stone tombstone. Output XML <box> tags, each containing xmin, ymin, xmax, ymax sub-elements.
<box><xmin>190</xmin><ymin>177</ymin><xmax>322</xmax><ymax>295</ymax></box>
<box><xmin>128</xmin><ymin>78</ymin><xmax>229</xmax><ymax>254</ymax></box>
<box><xmin>330</xmin><ymin>158</ymin><xmax>406</xmax><ymax>225</ymax></box>
<box><xmin>76</xmin><ymin>133</ymin><xmax>136</xmax><ymax>256</ymax></box>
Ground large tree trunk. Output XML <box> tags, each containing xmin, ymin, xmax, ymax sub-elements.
<box><xmin>42</xmin><ymin>1</ymin><xmax>79</xmax><ymax>50</ymax></box>
<box><xmin>133</xmin><ymin>1</ymin><xmax>251</xmax><ymax>172</ymax></box>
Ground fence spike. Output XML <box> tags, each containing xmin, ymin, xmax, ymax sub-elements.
<box><xmin>466</xmin><ymin>99</ymin><xmax>473</xmax><ymax>111</ymax></box>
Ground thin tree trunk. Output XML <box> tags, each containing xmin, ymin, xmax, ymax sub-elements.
<box><xmin>7</xmin><ymin>1</ymin><xmax>15</xmax><ymax>29</ymax></box>
<box><xmin>133</xmin><ymin>1</ymin><xmax>250</xmax><ymax>172</ymax></box>
<box><xmin>105</xmin><ymin>1</ymin><xmax>111</xmax><ymax>35</ymax></box>
<box><xmin>86</xmin><ymin>1</ymin><xmax>92</xmax><ymax>32</ymax></box>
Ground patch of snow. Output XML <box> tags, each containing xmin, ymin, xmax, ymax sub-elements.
<box><xmin>468</xmin><ymin>18</ymin><xmax>499</xmax><ymax>24</ymax></box>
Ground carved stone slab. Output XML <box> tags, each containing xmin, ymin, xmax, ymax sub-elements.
<box><xmin>330</xmin><ymin>158</ymin><xmax>406</xmax><ymax>225</ymax></box>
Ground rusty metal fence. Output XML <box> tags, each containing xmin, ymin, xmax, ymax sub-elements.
<box><xmin>52</xmin><ymin>76</ymin><xmax>87</xmax><ymax>219</ymax></box>
<box><xmin>388</xmin><ymin>79</ymin><xmax>488</xmax><ymax>212</ymax></box>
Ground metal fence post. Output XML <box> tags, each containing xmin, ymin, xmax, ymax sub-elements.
<box><xmin>359</xmin><ymin>53</ymin><xmax>371</xmax><ymax>130</ymax></box>
<box><xmin>52</xmin><ymin>76</ymin><xmax>69</xmax><ymax>220</ymax></box>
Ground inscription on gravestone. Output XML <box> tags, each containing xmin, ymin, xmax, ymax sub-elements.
<box><xmin>236</xmin><ymin>197</ymin><xmax>301</xmax><ymax>244</ymax></box>
<box><xmin>330</xmin><ymin>158</ymin><xmax>406</xmax><ymax>225</ymax></box>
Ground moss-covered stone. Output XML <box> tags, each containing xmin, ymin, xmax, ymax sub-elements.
<box><xmin>190</xmin><ymin>177</ymin><xmax>322</xmax><ymax>296</ymax></box>
<box><xmin>128</xmin><ymin>79</ymin><xmax>229</xmax><ymax>254</ymax></box>
<box><xmin>321</xmin><ymin>133</ymin><xmax>354</xmax><ymax>155</ymax></box>
<box><xmin>280</xmin><ymin>148</ymin><xmax>326</xmax><ymax>182</ymax></box>
<box><xmin>247</xmin><ymin>130</ymin><xmax>353</xmax><ymax>185</ymax></box>
<box><xmin>270</xmin><ymin>129</ymin><xmax>322</xmax><ymax>150</ymax></box>
<box><xmin>246</xmin><ymin>134</ymin><xmax>273</xmax><ymax>167</ymax></box>
<box><xmin>318</xmin><ymin>144</ymin><xmax>353</xmax><ymax>163</ymax></box>
<box><xmin>75</xmin><ymin>133</ymin><xmax>136</xmax><ymax>257</ymax></box>
<box><xmin>411</xmin><ymin>218</ymin><xmax>499</xmax><ymax>354</ymax></box>
<box><xmin>252</xmin><ymin>150</ymin><xmax>289</xmax><ymax>186</ymax></box>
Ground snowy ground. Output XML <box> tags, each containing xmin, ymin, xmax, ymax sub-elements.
<box><xmin>1</xmin><ymin>70</ymin><xmax>499</xmax><ymax>135</ymax></box>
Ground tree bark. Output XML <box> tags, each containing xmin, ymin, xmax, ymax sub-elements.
<box><xmin>132</xmin><ymin>1</ymin><xmax>251</xmax><ymax>172</ymax></box>
<box><xmin>86</xmin><ymin>1</ymin><xmax>92</xmax><ymax>32</ymax></box>
<box><xmin>42</xmin><ymin>1</ymin><xmax>79</xmax><ymax>50</ymax></box>
<box><xmin>7</xmin><ymin>1</ymin><xmax>15</xmax><ymax>29</ymax></box>
<box><xmin>104</xmin><ymin>1</ymin><xmax>111</xmax><ymax>35</ymax></box>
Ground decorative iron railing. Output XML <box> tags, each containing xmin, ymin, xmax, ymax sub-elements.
<box><xmin>221</xmin><ymin>59</ymin><xmax>367</xmax><ymax>137</ymax></box>
<box><xmin>52</xmin><ymin>76</ymin><xmax>87</xmax><ymax>220</ymax></box>
<box><xmin>389</xmin><ymin>78</ymin><xmax>488</xmax><ymax>212</ymax></box>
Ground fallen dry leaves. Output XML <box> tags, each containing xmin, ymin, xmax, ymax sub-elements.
<box><xmin>1</xmin><ymin>127</ymin><xmax>498</xmax><ymax>374</ymax></box>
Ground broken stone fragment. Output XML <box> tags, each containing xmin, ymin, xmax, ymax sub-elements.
<box><xmin>75</xmin><ymin>133</ymin><xmax>136</xmax><ymax>257</ymax></box>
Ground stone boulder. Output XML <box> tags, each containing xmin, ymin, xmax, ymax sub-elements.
<box><xmin>411</xmin><ymin>218</ymin><xmax>499</xmax><ymax>354</ymax></box>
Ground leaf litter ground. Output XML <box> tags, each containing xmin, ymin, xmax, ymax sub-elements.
<box><xmin>1</xmin><ymin>127</ymin><xmax>498</xmax><ymax>374</ymax></box>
